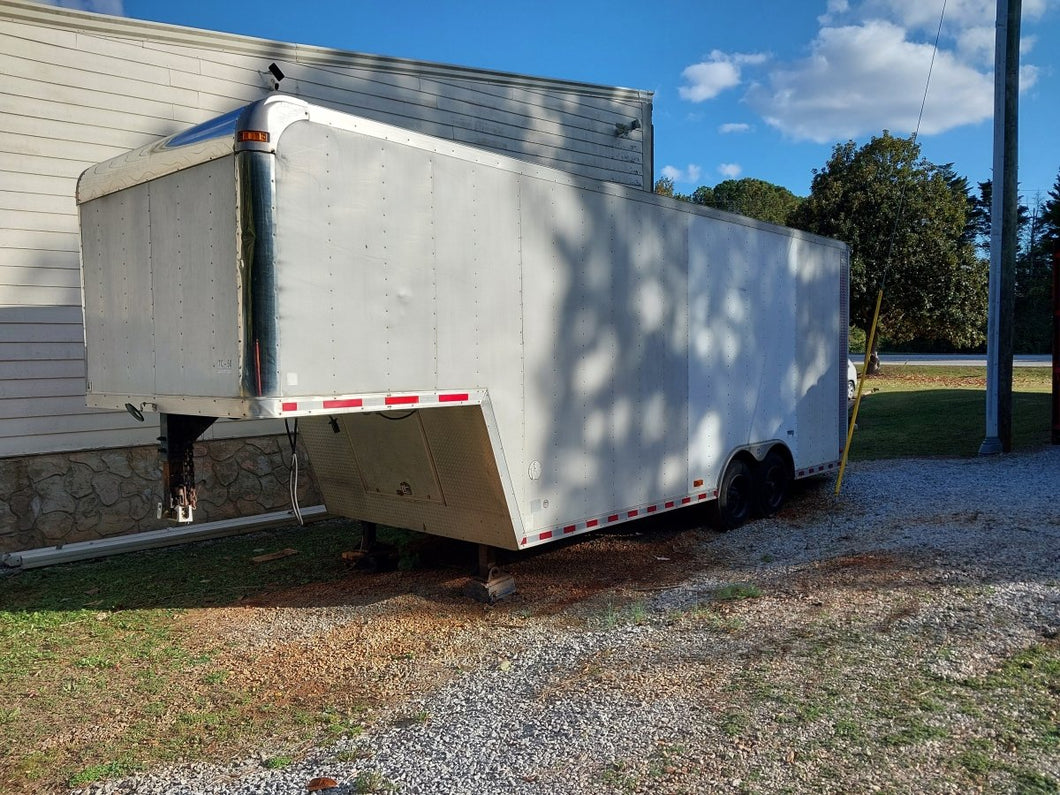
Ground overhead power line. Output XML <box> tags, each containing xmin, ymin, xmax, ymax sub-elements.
<box><xmin>836</xmin><ymin>0</ymin><xmax>949</xmax><ymax>494</ymax></box>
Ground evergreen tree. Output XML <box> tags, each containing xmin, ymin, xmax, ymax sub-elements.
<box><xmin>1015</xmin><ymin>172</ymin><xmax>1060</xmax><ymax>352</ymax></box>
<box><xmin>974</xmin><ymin>173</ymin><xmax>1054</xmax><ymax>352</ymax></box>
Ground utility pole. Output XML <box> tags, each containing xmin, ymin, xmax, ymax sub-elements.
<box><xmin>1053</xmin><ymin>245</ymin><xmax>1060</xmax><ymax>445</ymax></box>
<box><xmin>980</xmin><ymin>0</ymin><xmax>1021</xmax><ymax>455</ymax></box>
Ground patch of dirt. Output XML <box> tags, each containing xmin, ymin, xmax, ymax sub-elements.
<box><xmin>870</xmin><ymin>371</ymin><xmax>986</xmax><ymax>389</ymax></box>
<box><xmin>175</xmin><ymin>521</ymin><xmax>709</xmax><ymax>720</ymax></box>
<box><xmin>795</xmin><ymin>551</ymin><xmax>928</xmax><ymax>588</ymax></box>
<box><xmin>163</xmin><ymin>509</ymin><xmax>948</xmax><ymax>780</ymax></box>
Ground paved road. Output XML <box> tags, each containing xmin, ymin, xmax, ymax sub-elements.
<box><xmin>872</xmin><ymin>353</ymin><xmax>1051</xmax><ymax>367</ymax></box>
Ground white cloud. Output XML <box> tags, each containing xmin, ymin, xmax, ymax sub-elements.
<box><xmin>661</xmin><ymin>164</ymin><xmax>703</xmax><ymax>184</ymax></box>
<box><xmin>861</xmin><ymin>0</ymin><xmax>994</xmax><ymax>32</ymax></box>
<box><xmin>676</xmin><ymin>1</ymin><xmax>1048</xmax><ymax>146</ymax></box>
<box><xmin>840</xmin><ymin>0</ymin><xmax>1045</xmax><ymax>55</ymax></box>
<box><xmin>42</xmin><ymin>0</ymin><xmax>126</xmax><ymax>14</ymax></box>
<box><xmin>873</xmin><ymin>0</ymin><xmax>1046</xmax><ymax>30</ymax></box>
<box><xmin>679</xmin><ymin>50</ymin><xmax>768</xmax><ymax>102</ymax></box>
<box><xmin>745</xmin><ymin>20</ymin><xmax>994</xmax><ymax>142</ymax></box>
<box><xmin>718</xmin><ymin>122</ymin><xmax>752</xmax><ymax>134</ymax></box>
<box><xmin>955</xmin><ymin>25</ymin><xmax>995</xmax><ymax>66</ymax></box>
<box><xmin>819</xmin><ymin>0</ymin><xmax>850</xmax><ymax>24</ymax></box>
<box><xmin>717</xmin><ymin>163</ymin><xmax>743</xmax><ymax>179</ymax></box>
<box><xmin>679</xmin><ymin>59</ymin><xmax>740</xmax><ymax>102</ymax></box>
<box><xmin>1020</xmin><ymin>63</ymin><xmax>1041</xmax><ymax>90</ymax></box>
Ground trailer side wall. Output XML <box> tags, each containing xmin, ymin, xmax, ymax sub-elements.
<box><xmin>520</xmin><ymin>178</ymin><xmax>691</xmax><ymax>532</ymax></box>
<box><xmin>76</xmin><ymin>101</ymin><xmax>848</xmax><ymax>553</ymax></box>
<box><xmin>263</xmin><ymin>109</ymin><xmax>846</xmax><ymax>544</ymax></box>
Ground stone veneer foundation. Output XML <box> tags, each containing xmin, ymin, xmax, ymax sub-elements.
<box><xmin>0</xmin><ymin>436</ymin><xmax>322</xmax><ymax>555</ymax></box>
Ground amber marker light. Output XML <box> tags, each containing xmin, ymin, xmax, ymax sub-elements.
<box><xmin>237</xmin><ymin>130</ymin><xmax>270</xmax><ymax>143</ymax></box>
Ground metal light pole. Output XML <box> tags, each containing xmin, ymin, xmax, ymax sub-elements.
<box><xmin>1052</xmin><ymin>245</ymin><xmax>1060</xmax><ymax>444</ymax></box>
<box><xmin>980</xmin><ymin>0</ymin><xmax>1021</xmax><ymax>455</ymax></box>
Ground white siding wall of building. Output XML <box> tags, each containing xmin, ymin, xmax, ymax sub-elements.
<box><xmin>0</xmin><ymin>0</ymin><xmax>653</xmax><ymax>460</ymax></box>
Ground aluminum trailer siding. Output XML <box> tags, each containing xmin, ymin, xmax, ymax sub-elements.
<box><xmin>78</xmin><ymin>96</ymin><xmax>849</xmax><ymax>551</ymax></box>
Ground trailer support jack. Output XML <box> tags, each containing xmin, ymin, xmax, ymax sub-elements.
<box><xmin>157</xmin><ymin>413</ymin><xmax>216</xmax><ymax>523</ymax></box>
<box><xmin>342</xmin><ymin>521</ymin><xmax>392</xmax><ymax>572</ymax></box>
<box><xmin>464</xmin><ymin>544</ymin><xmax>516</xmax><ymax>603</ymax></box>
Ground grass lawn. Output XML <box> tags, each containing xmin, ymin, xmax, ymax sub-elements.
<box><xmin>0</xmin><ymin>519</ymin><xmax>377</xmax><ymax>789</ymax></box>
<box><xmin>847</xmin><ymin>365</ymin><xmax>1054</xmax><ymax>460</ymax></box>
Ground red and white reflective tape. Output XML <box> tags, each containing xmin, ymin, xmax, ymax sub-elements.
<box><xmin>519</xmin><ymin>458</ymin><xmax>839</xmax><ymax>548</ymax></box>
<box><xmin>519</xmin><ymin>486</ymin><xmax>719</xmax><ymax>548</ymax></box>
<box><xmin>796</xmin><ymin>460</ymin><xmax>840</xmax><ymax>478</ymax></box>
<box><xmin>276</xmin><ymin>389</ymin><xmax>480</xmax><ymax>416</ymax></box>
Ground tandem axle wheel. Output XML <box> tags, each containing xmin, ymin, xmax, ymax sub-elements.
<box><xmin>712</xmin><ymin>448</ymin><xmax>794</xmax><ymax>531</ymax></box>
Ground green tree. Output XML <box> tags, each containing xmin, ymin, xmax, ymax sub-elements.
<box><xmin>690</xmin><ymin>185</ymin><xmax>714</xmax><ymax>206</ymax></box>
<box><xmin>1015</xmin><ymin>172</ymin><xmax>1060</xmax><ymax>352</ymax></box>
<box><xmin>790</xmin><ymin>132</ymin><xmax>987</xmax><ymax>368</ymax></box>
<box><xmin>969</xmin><ymin>175</ymin><xmax>1051</xmax><ymax>352</ymax></box>
<box><xmin>653</xmin><ymin>176</ymin><xmax>676</xmax><ymax>197</ymax></box>
<box><xmin>708</xmin><ymin>178</ymin><xmax>802</xmax><ymax>225</ymax></box>
<box><xmin>967</xmin><ymin>179</ymin><xmax>1029</xmax><ymax>255</ymax></box>
<box><xmin>1040</xmin><ymin>171</ymin><xmax>1060</xmax><ymax>252</ymax></box>
<box><xmin>654</xmin><ymin>176</ymin><xmax>692</xmax><ymax>202</ymax></box>
<box><xmin>654</xmin><ymin>176</ymin><xmax>798</xmax><ymax>224</ymax></box>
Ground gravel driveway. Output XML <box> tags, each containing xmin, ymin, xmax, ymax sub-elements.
<box><xmin>75</xmin><ymin>447</ymin><xmax>1060</xmax><ymax>794</ymax></box>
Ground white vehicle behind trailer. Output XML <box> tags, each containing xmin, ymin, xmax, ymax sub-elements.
<box><xmin>77</xmin><ymin>96</ymin><xmax>849</xmax><ymax>594</ymax></box>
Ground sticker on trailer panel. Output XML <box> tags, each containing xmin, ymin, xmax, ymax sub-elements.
<box><xmin>529</xmin><ymin>498</ymin><xmax>550</xmax><ymax>513</ymax></box>
<box><xmin>215</xmin><ymin>358</ymin><xmax>235</xmax><ymax>372</ymax></box>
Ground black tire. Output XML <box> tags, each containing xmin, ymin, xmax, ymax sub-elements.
<box><xmin>848</xmin><ymin>379</ymin><xmax>856</xmax><ymax>400</ymax></box>
<box><xmin>755</xmin><ymin>449</ymin><xmax>792</xmax><ymax>517</ymax></box>
<box><xmin>713</xmin><ymin>457</ymin><xmax>754</xmax><ymax>531</ymax></box>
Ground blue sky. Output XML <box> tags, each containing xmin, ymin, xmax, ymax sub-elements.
<box><xmin>55</xmin><ymin>0</ymin><xmax>1059</xmax><ymax>203</ymax></box>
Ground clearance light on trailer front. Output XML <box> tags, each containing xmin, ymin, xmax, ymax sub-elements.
<box><xmin>237</xmin><ymin>131</ymin><xmax>270</xmax><ymax>143</ymax></box>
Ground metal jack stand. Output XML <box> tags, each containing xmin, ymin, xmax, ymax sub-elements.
<box><xmin>342</xmin><ymin>521</ymin><xmax>391</xmax><ymax>571</ymax></box>
<box><xmin>157</xmin><ymin>413</ymin><xmax>216</xmax><ymax>523</ymax></box>
<box><xmin>464</xmin><ymin>544</ymin><xmax>517</xmax><ymax>603</ymax></box>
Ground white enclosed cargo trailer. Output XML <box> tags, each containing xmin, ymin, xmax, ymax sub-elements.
<box><xmin>77</xmin><ymin>95</ymin><xmax>849</xmax><ymax>582</ymax></box>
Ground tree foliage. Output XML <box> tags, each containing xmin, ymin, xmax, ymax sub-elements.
<box><xmin>967</xmin><ymin>179</ymin><xmax>1030</xmax><ymax>255</ymax></box>
<box><xmin>690</xmin><ymin>185</ymin><xmax>714</xmax><ymax>206</ymax></box>
<box><xmin>654</xmin><ymin>176</ymin><xmax>801</xmax><ymax>226</ymax></box>
<box><xmin>653</xmin><ymin>176</ymin><xmax>676</xmax><ymax>197</ymax></box>
<box><xmin>1015</xmin><ymin>172</ymin><xmax>1060</xmax><ymax>352</ymax></box>
<box><xmin>1040</xmin><ymin>172</ymin><xmax>1060</xmax><ymax>253</ymax></box>
<box><xmin>789</xmin><ymin>132</ymin><xmax>987</xmax><ymax>351</ymax></box>
<box><xmin>968</xmin><ymin>174</ymin><xmax>1056</xmax><ymax>353</ymax></box>
<box><xmin>706</xmin><ymin>178</ymin><xmax>802</xmax><ymax>225</ymax></box>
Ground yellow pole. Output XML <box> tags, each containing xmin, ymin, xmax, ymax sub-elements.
<box><xmin>835</xmin><ymin>288</ymin><xmax>884</xmax><ymax>495</ymax></box>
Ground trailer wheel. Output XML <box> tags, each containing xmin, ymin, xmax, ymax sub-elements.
<box><xmin>713</xmin><ymin>457</ymin><xmax>754</xmax><ymax>531</ymax></box>
<box><xmin>755</xmin><ymin>449</ymin><xmax>792</xmax><ymax>517</ymax></box>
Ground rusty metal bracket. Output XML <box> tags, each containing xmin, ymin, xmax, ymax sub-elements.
<box><xmin>464</xmin><ymin>544</ymin><xmax>517</xmax><ymax>603</ymax></box>
<box><xmin>157</xmin><ymin>413</ymin><xmax>216</xmax><ymax>523</ymax></box>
